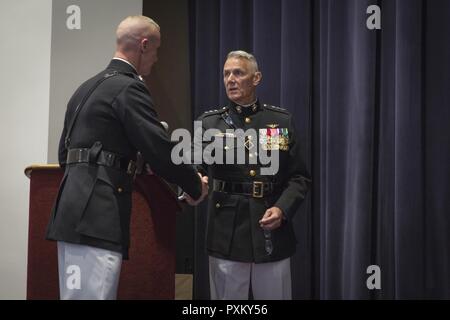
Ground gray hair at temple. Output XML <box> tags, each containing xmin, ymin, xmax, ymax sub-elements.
<box><xmin>226</xmin><ymin>50</ymin><xmax>259</xmax><ymax>73</ymax></box>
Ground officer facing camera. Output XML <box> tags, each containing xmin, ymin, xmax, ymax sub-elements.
<box><xmin>196</xmin><ymin>50</ymin><xmax>311</xmax><ymax>300</ymax></box>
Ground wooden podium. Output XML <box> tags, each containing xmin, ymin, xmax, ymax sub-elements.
<box><xmin>25</xmin><ymin>165</ymin><xmax>180</xmax><ymax>300</ymax></box>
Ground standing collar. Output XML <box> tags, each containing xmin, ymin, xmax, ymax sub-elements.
<box><xmin>229</xmin><ymin>99</ymin><xmax>261</xmax><ymax>116</ymax></box>
<box><xmin>108</xmin><ymin>58</ymin><xmax>139</xmax><ymax>75</ymax></box>
<box><xmin>112</xmin><ymin>57</ymin><xmax>138</xmax><ymax>73</ymax></box>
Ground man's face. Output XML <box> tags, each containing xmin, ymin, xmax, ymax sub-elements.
<box><xmin>223</xmin><ymin>57</ymin><xmax>261</xmax><ymax>105</ymax></box>
<box><xmin>139</xmin><ymin>30</ymin><xmax>161</xmax><ymax>76</ymax></box>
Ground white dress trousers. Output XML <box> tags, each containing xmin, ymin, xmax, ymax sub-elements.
<box><xmin>209</xmin><ymin>256</ymin><xmax>292</xmax><ymax>300</ymax></box>
<box><xmin>57</xmin><ymin>241</ymin><xmax>122</xmax><ymax>300</ymax></box>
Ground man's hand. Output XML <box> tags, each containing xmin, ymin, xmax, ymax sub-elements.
<box><xmin>185</xmin><ymin>173</ymin><xmax>208</xmax><ymax>206</ymax></box>
<box><xmin>259</xmin><ymin>207</ymin><xmax>284</xmax><ymax>230</ymax></box>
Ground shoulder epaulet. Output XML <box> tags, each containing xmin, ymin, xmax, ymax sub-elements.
<box><xmin>262</xmin><ymin>104</ymin><xmax>290</xmax><ymax>114</ymax></box>
<box><xmin>199</xmin><ymin>106</ymin><xmax>228</xmax><ymax>118</ymax></box>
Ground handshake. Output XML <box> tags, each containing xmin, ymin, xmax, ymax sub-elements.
<box><xmin>181</xmin><ymin>173</ymin><xmax>209</xmax><ymax>206</ymax></box>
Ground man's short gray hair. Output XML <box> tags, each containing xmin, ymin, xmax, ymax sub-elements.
<box><xmin>226</xmin><ymin>50</ymin><xmax>259</xmax><ymax>73</ymax></box>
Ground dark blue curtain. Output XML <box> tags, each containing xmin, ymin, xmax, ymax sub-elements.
<box><xmin>189</xmin><ymin>0</ymin><xmax>450</xmax><ymax>299</ymax></box>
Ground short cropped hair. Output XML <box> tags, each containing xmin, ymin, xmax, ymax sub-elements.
<box><xmin>226</xmin><ymin>50</ymin><xmax>259</xmax><ymax>73</ymax></box>
<box><xmin>116</xmin><ymin>15</ymin><xmax>160</xmax><ymax>49</ymax></box>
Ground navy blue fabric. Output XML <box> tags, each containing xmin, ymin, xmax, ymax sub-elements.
<box><xmin>189</xmin><ymin>0</ymin><xmax>450</xmax><ymax>299</ymax></box>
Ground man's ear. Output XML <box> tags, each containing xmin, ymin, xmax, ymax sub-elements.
<box><xmin>141</xmin><ymin>38</ymin><xmax>148</xmax><ymax>52</ymax></box>
<box><xmin>253</xmin><ymin>71</ymin><xmax>262</xmax><ymax>86</ymax></box>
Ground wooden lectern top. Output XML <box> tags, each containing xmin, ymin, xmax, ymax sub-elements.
<box><xmin>24</xmin><ymin>163</ymin><xmax>180</xmax><ymax>204</ymax></box>
<box><xmin>25</xmin><ymin>164</ymin><xmax>60</xmax><ymax>179</ymax></box>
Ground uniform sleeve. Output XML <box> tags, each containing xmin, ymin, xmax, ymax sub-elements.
<box><xmin>274</xmin><ymin>115</ymin><xmax>311</xmax><ymax>219</ymax></box>
<box><xmin>112</xmin><ymin>81</ymin><xmax>202</xmax><ymax>200</ymax></box>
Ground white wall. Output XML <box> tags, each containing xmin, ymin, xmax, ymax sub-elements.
<box><xmin>0</xmin><ymin>1</ymin><xmax>53</xmax><ymax>299</ymax></box>
<box><xmin>0</xmin><ymin>0</ymin><xmax>143</xmax><ymax>299</ymax></box>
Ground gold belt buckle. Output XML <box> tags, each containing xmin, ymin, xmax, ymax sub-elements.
<box><xmin>252</xmin><ymin>181</ymin><xmax>264</xmax><ymax>198</ymax></box>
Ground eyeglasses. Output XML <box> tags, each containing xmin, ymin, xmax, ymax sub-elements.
<box><xmin>263</xmin><ymin>229</ymin><xmax>273</xmax><ymax>256</ymax></box>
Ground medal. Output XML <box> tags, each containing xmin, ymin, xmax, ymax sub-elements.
<box><xmin>259</xmin><ymin>128</ymin><xmax>289</xmax><ymax>151</ymax></box>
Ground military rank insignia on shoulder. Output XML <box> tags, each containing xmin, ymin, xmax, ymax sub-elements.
<box><xmin>262</xmin><ymin>104</ymin><xmax>289</xmax><ymax>114</ymax></box>
<box><xmin>200</xmin><ymin>106</ymin><xmax>228</xmax><ymax>118</ymax></box>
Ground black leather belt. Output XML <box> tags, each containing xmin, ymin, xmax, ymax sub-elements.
<box><xmin>213</xmin><ymin>179</ymin><xmax>279</xmax><ymax>198</ymax></box>
<box><xmin>66</xmin><ymin>148</ymin><xmax>137</xmax><ymax>175</ymax></box>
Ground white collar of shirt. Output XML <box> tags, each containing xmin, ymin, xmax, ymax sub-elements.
<box><xmin>112</xmin><ymin>57</ymin><xmax>138</xmax><ymax>74</ymax></box>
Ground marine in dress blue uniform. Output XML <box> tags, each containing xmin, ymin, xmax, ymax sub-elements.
<box><xmin>46</xmin><ymin>16</ymin><xmax>206</xmax><ymax>300</ymax></box>
<box><xmin>196</xmin><ymin>51</ymin><xmax>311</xmax><ymax>299</ymax></box>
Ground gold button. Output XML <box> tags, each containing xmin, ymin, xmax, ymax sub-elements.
<box><xmin>245</xmin><ymin>117</ymin><xmax>251</xmax><ymax>124</ymax></box>
<box><xmin>215</xmin><ymin>203</ymin><xmax>221</xmax><ymax>208</ymax></box>
<box><xmin>117</xmin><ymin>187</ymin><xmax>123</xmax><ymax>193</ymax></box>
<box><xmin>249</xmin><ymin>170</ymin><xmax>256</xmax><ymax>177</ymax></box>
